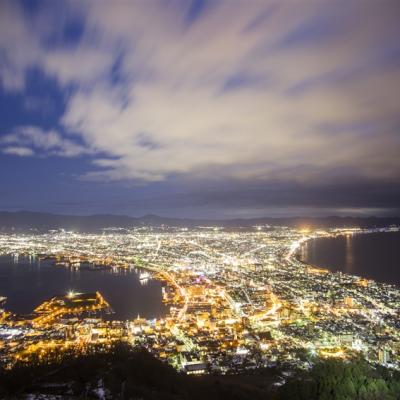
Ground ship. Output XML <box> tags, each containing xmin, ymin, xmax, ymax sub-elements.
<box><xmin>139</xmin><ymin>271</ymin><xmax>151</xmax><ymax>281</ymax></box>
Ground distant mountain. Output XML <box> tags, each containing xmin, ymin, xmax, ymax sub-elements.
<box><xmin>0</xmin><ymin>210</ymin><xmax>399</xmax><ymax>233</ymax></box>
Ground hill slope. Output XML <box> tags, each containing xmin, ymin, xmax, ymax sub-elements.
<box><xmin>1</xmin><ymin>344</ymin><xmax>399</xmax><ymax>400</ymax></box>
<box><xmin>0</xmin><ymin>344</ymin><xmax>277</xmax><ymax>399</ymax></box>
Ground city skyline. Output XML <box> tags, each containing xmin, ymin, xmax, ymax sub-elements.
<box><xmin>1</xmin><ymin>0</ymin><xmax>400</xmax><ymax>218</ymax></box>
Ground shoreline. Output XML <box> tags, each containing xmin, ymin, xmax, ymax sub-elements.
<box><xmin>0</xmin><ymin>254</ymin><xmax>170</xmax><ymax>320</ymax></box>
<box><xmin>294</xmin><ymin>230</ymin><xmax>400</xmax><ymax>287</ymax></box>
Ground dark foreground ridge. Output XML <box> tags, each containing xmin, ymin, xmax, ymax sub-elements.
<box><xmin>1</xmin><ymin>210</ymin><xmax>400</xmax><ymax>232</ymax></box>
<box><xmin>1</xmin><ymin>343</ymin><xmax>399</xmax><ymax>400</ymax></box>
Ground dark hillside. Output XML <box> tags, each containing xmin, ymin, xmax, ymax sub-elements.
<box><xmin>0</xmin><ymin>343</ymin><xmax>277</xmax><ymax>399</ymax></box>
<box><xmin>1</xmin><ymin>344</ymin><xmax>399</xmax><ymax>400</ymax></box>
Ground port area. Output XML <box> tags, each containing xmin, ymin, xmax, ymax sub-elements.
<box><xmin>2</xmin><ymin>291</ymin><xmax>112</xmax><ymax>327</ymax></box>
<box><xmin>30</xmin><ymin>291</ymin><xmax>111</xmax><ymax>326</ymax></box>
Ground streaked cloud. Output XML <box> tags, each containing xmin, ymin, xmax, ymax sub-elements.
<box><xmin>1</xmin><ymin>126</ymin><xmax>91</xmax><ymax>157</ymax></box>
<box><xmin>0</xmin><ymin>0</ymin><xmax>399</xmax><ymax>216</ymax></box>
<box><xmin>2</xmin><ymin>146</ymin><xmax>34</xmax><ymax>157</ymax></box>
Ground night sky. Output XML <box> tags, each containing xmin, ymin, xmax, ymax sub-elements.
<box><xmin>1</xmin><ymin>0</ymin><xmax>400</xmax><ymax>218</ymax></box>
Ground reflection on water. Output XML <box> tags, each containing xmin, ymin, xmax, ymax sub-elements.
<box><xmin>345</xmin><ymin>234</ymin><xmax>354</xmax><ymax>274</ymax></box>
<box><xmin>0</xmin><ymin>255</ymin><xmax>168</xmax><ymax>320</ymax></box>
<box><xmin>300</xmin><ymin>231</ymin><xmax>400</xmax><ymax>286</ymax></box>
<box><xmin>300</xmin><ymin>242</ymin><xmax>307</xmax><ymax>261</ymax></box>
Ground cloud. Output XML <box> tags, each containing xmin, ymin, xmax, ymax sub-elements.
<box><xmin>59</xmin><ymin>1</ymin><xmax>400</xmax><ymax>186</ymax></box>
<box><xmin>0</xmin><ymin>0</ymin><xmax>400</xmax><ymax>203</ymax></box>
<box><xmin>2</xmin><ymin>146</ymin><xmax>34</xmax><ymax>157</ymax></box>
<box><xmin>44</xmin><ymin>47</ymin><xmax>116</xmax><ymax>87</ymax></box>
<box><xmin>0</xmin><ymin>1</ymin><xmax>39</xmax><ymax>91</ymax></box>
<box><xmin>0</xmin><ymin>126</ymin><xmax>92</xmax><ymax>157</ymax></box>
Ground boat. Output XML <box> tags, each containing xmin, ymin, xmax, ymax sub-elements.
<box><xmin>139</xmin><ymin>271</ymin><xmax>150</xmax><ymax>280</ymax></box>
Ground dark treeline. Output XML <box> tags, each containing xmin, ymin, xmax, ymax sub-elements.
<box><xmin>279</xmin><ymin>358</ymin><xmax>400</xmax><ymax>400</ymax></box>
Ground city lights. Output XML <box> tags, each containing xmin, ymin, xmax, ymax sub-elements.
<box><xmin>0</xmin><ymin>225</ymin><xmax>399</xmax><ymax>372</ymax></box>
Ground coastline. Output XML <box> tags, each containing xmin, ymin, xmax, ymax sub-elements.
<box><xmin>0</xmin><ymin>254</ymin><xmax>169</xmax><ymax>319</ymax></box>
<box><xmin>295</xmin><ymin>229</ymin><xmax>400</xmax><ymax>287</ymax></box>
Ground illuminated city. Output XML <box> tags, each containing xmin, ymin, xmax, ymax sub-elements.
<box><xmin>1</xmin><ymin>0</ymin><xmax>400</xmax><ymax>397</ymax></box>
<box><xmin>1</xmin><ymin>226</ymin><xmax>399</xmax><ymax>374</ymax></box>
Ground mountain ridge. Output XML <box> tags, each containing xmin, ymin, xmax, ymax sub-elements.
<box><xmin>0</xmin><ymin>210</ymin><xmax>399</xmax><ymax>232</ymax></box>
